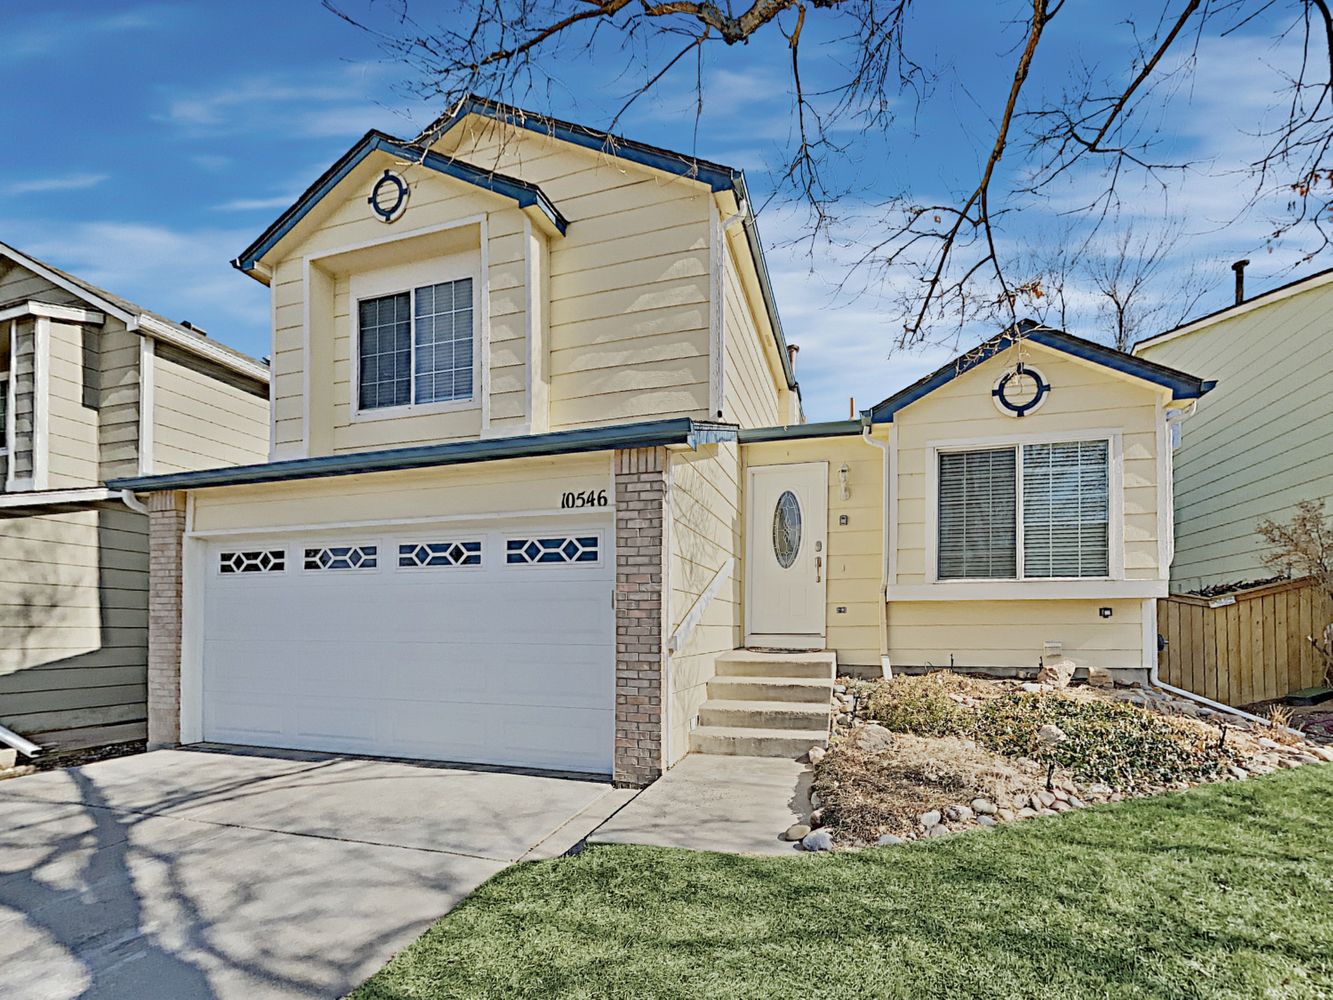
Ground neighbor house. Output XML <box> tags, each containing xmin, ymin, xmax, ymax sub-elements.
<box><xmin>113</xmin><ymin>98</ymin><xmax>1213</xmax><ymax>788</ymax></box>
<box><xmin>1134</xmin><ymin>269</ymin><xmax>1333</xmax><ymax>592</ymax></box>
<box><xmin>0</xmin><ymin>243</ymin><xmax>270</xmax><ymax>753</ymax></box>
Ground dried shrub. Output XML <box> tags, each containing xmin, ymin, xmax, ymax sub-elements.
<box><xmin>1265</xmin><ymin>704</ymin><xmax>1303</xmax><ymax>746</ymax></box>
<box><xmin>860</xmin><ymin>672</ymin><xmax>972</xmax><ymax>737</ymax></box>
<box><xmin>975</xmin><ymin>693</ymin><xmax>1233</xmax><ymax>789</ymax></box>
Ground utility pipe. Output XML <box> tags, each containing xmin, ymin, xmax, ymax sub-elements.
<box><xmin>860</xmin><ymin>419</ymin><xmax>893</xmax><ymax>678</ymax></box>
<box><xmin>0</xmin><ymin>722</ymin><xmax>41</xmax><ymax>758</ymax></box>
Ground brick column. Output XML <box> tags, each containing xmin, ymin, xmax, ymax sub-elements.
<box><xmin>614</xmin><ymin>446</ymin><xmax>668</xmax><ymax>787</ymax></box>
<box><xmin>147</xmin><ymin>491</ymin><xmax>187</xmax><ymax>749</ymax></box>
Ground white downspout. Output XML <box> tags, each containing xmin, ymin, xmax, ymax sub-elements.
<box><xmin>861</xmin><ymin>420</ymin><xmax>892</xmax><ymax>678</ymax></box>
<box><xmin>120</xmin><ymin>489</ymin><xmax>149</xmax><ymax>515</ymax></box>
<box><xmin>0</xmin><ymin>722</ymin><xmax>41</xmax><ymax>758</ymax></box>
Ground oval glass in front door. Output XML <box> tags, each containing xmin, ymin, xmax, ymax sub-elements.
<box><xmin>772</xmin><ymin>490</ymin><xmax>802</xmax><ymax>568</ymax></box>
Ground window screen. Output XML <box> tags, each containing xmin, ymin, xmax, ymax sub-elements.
<box><xmin>937</xmin><ymin>448</ymin><xmax>1017</xmax><ymax>579</ymax></box>
<box><xmin>0</xmin><ymin>378</ymin><xmax>7</xmax><ymax>442</ymax></box>
<box><xmin>358</xmin><ymin>293</ymin><xmax>411</xmax><ymax>409</ymax></box>
<box><xmin>1022</xmin><ymin>440</ymin><xmax>1109</xmax><ymax>577</ymax></box>
<box><xmin>414</xmin><ymin>278</ymin><xmax>473</xmax><ymax>403</ymax></box>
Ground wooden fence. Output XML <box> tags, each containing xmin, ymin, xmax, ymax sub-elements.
<box><xmin>1158</xmin><ymin>577</ymin><xmax>1332</xmax><ymax>707</ymax></box>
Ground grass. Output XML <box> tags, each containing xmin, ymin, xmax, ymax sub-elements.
<box><xmin>352</xmin><ymin>765</ymin><xmax>1333</xmax><ymax>1000</ymax></box>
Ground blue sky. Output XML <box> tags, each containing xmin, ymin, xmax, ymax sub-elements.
<box><xmin>0</xmin><ymin>2</ymin><xmax>1319</xmax><ymax>420</ymax></box>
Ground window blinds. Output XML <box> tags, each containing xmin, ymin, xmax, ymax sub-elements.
<box><xmin>937</xmin><ymin>447</ymin><xmax>1017</xmax><ymax>579</ymax></box>
<box><xmin>1021</xmin><ymin>440</ymin><xmax>1110</xmax><ymax>577</ymax></box>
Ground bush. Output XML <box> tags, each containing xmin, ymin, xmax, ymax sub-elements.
<box><xmin>975</xmin><ymin>693</ymin><xmax>1233</xmax><ymax>789</ymax></box>
<box><xmin>861</xmin><ymin>672</ymin><xmax>970</xmax><ymax>737</ymax></box>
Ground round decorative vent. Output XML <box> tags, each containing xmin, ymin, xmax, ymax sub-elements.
<box><xmin>368</xmin><ymin>169</ymin><xmax>410</xmax><ymax>223</ymax></box>
<box><xmin>772</xmin><ymin>490</ymin><xmax>802</xmax><ymax>569</ymax></box>
<box><xmin>991</xmin><ymin>363</ymin><xmax>1050</xmax><ymax>417</ymax></box>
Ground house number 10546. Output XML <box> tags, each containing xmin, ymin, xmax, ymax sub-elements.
<box><xmin>561</xmin><ymin>489</ymin><xmax>609</xmax><ymax>509</ymax></box>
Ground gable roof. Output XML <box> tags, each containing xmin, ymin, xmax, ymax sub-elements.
<box><xmin>231</xmin><ymin>96</ymin><xmax>797</xmax><ymax>391</ymax></box>
<box><xmin>232</xmin><ymin>130</ymin><xmax>568</xmax><ymax>275</ymax></box>
<box><xmin>866</xmin><ymin>319</ymin><xmax>1214</xmax><ymax>424</ymax></box>
<box><xmin>1133</xmin><ymin>266</ymin><xmax>1333</xmax><ymax>354</ymax></box>
<box><xmin>0</xmin><ymin>241</ymin><xmax>269</xmax><ymax>383</ymax></box>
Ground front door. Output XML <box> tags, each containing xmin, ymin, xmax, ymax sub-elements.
<box><xmin>746</xmin><ymin>462</ymin><xmax>828</xmax><ymax>647</ymax></box>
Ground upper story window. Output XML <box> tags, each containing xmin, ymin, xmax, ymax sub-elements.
<box><xmin>357</xmin><ymin>277</ymin><xmax>473</xmax><ymax>411</ymax></box>
<box><xmin>937</xmin><ymin>439</ymin><xmax>1110</xmax><ymax>581</ymax></box>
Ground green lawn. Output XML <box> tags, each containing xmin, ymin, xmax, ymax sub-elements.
<box><xmin>353</xmin><ymin>765</ymin><xmax>1333</xmax><ymax>1000</ymax></box>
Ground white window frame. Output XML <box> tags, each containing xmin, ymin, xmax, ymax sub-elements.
<box><xmin>924</xmin><ymin>429</ymin><xmax>1124</xmax><ymax>586</ymax></box>
<box><xmin>502</xmin><ymin>530</ymin><xmax>605</xmax><ymax>570</ymax></box>
<box><xmin>0</xmin><ymin>368</ymin><xmax>9</xmax><ymax>457</ymax></box>
<box><xmin>299</xmin><ymin>540</ymin><xmax>384</xmax><ymax>575</ymax></box>
<box><xmin>214</xmin><ymin>547</ymin><xmax>288</xmax><ymax>577</ymax></box>
<box><xmin>348</xmin><ymin>253</ymin><xmax>481</xmax><ymax>422</ymax></box>
<box><xmin>394</xmin><ymin>534</ymin><xmax>486</xmax><ymax>572</ymax></box>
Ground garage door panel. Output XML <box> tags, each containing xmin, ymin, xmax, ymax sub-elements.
<box><xmin>202</xmin><ymin>520</ymin><xmax>615</xmax><ymax>774</ymax></box>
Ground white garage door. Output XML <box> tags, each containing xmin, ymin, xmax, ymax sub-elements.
<box><xmin>200</xmin><ymin>518</ymin><xmax>614</xmax><ymax>774</ymax></box>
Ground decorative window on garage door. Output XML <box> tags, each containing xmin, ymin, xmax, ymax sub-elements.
<box><xmin>303</xmin><ymin>545</ymin><xmax>378</xmax><ymax>570</ymax></box>
<box><xmin>506</xmin><ymin>536</ymin><xmax>599</xmax><ymax>565</ymax></box>
<box><xmin>218</xmin><ymin>550</ymin><xmax>286</xmax><ymax>574</ymax></box>
<box><xmin>398</xmin><ymin>541</ymin><xmax>482</xmax><ymax>568</ymax></box>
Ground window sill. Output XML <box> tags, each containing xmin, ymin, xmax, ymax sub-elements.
<box><xmin>886</xmin><ymin>579</ymin><xmax>1167</xmax><ymax>601</ymax></box>
<box><xmin>350</xmin><ymin>398</ymin><xmax>480</xmax><ymax>424</ymax></box>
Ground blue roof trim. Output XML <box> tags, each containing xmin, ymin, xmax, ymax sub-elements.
<box><xmin>436</xmin><ymin>96</ymin><xmax>797</xmax><ymax>392</ymax></box>
<box><xmin>232</xmin><ymin>131</ymin><xmax>567</xmax><ymax>274</ymax></box>
<box><xmin>867</xmin><ymin>321</ymin><xmax>1215</xmax><ymax>424</ymax></box>
<box><xmin>738</xmin><ymin>420</ymin><xmax>864</xmax><ymax>443</ymax></box>
<box><xmin>109</xmin><ymin>418</ymin><xmax>737</xmax><ymax>494</ymax></box>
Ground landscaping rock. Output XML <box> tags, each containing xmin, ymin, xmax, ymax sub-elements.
<box><xmin>807</xmin><ymin>746</ymin><xmax>826</xmax><ymax>766</ymax></box>
<box><xmin>926</xmin><ymin>824</ymin><xmax>952</xmax><ymax>838</ymax></box>
<box><xmin>1228</xmin><ymin>765</ymin><xmax>1249</xmax><ymax>780</ymax></box>
<box><xmin>1036</xmin><ymin>659</ymin><xmax>1076</xmax><ymax>689</ymax></box>
<box><xmin>976</xmin><ymin>815</ymin><xmax>998</xmax><ymax>827</ymax></box>
<box><xmin>944</xmin><ymin>804</ymin><xmax>974</xmax><ymax>824</ymax></box>
<box><xmin>784</xmin><ymin>824</ymin><xmax>811</xmax><ymax>842</ymax></box>
<box><xmin>801</xmin><ymin>828</ymin><xmax>834</xmax><ymax>852</ymax></box>
<box><xmin>1050</xmin><ymin>800</ymin><xmax>1071</xmax><ymax>813</ymax></box>
<box><xmin>856</xmin><ymin>724</ymin><xmax>894</xmax><ymax>754</ymax></box>
<box><xmin>810</xmin><ymin>791</ymin><xmax>823</xmax><ymax>810</ymax></box>
<box><xmin>876</xmin><ymin>834</ymin><xmax>905</xmax><ymax>846</ymax></box>
<box><xmin>1052</xmin><ymin>788</ymin><xmax>1069</xmax><ymax>803</ymax></box>
<box><xmin>1311</xmin><ymin>746</ymin><xmax>1333</xmax><ymax>763</ymax></box>
<box><xmin>809</xmin><ymin>809</ymin><xmax>825</xmax><ymax>827</ymax></box>
<box><xmin>1257</xmin><ymin>737</ymin><xmax>1282</xmax><ymax>750</ymax></box>
<box><xmin>1085</xmin><ymin>666</ymin><xmax>1114</xmax><ymax>688</ymax></box>
<box><xmin>919</xmin><ymin>810</ymin><xmax>942</xmax><ymax>829</ymax></box>
<box><xmin>971</xmin><ymin>798</ymin><xmax>998</xmax><ymax>816</ymax></box>
<box><xmin>1037</xmin><ymin>808</ymin><xmax>1058</xmax><ymax>817</ymax></box>
<box><xmin>996</xmin><ymin>808</ymin><xmax>1016</xmax><ymax>822</ymax></box>
<box><xmin>1067</xmin><ymin>796</ymin><xmax>1086</xmax><ymax>809</ymax></box>
<box><xmin>833</xmin><ymin>684</ymin><xmax>848</xmax><ymax>695</ymax></box>
<box><xmin>1088</xmin><ymin>783</ymin><xmax>1113</xmax><ymax>796</ymax></box>
<box><xmin>1035</xmin><ymin>790</ymin><xmax>1057</xmax><ymax>809</ymax></box>
<box><xmin>1036</xmin><ymin>724</ymin><xmax>1068</xmax><ymax>748</ymax></box>
<box><xmin>1020</xmin><ymin>682</ymin><xmax>1046</xmax><ymax>694</ymax></box>
<box><xmin>1016</xmin><ymin>808</ymin><xmax>1038</xmax><ymax>820</ymax></box>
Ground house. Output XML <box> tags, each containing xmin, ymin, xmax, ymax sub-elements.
<box><xmin>1134</xmin><ymin>269</ymin><xmax>1333</xmax><ymax>592</ymax></box>
<box><xmin>111</xmin><ymin>98</ymin><xmax>1213</xmax><ymax>787</ymax></box>
<box><xmin>0</xmin><ymin>242</ymin><xmax>270</xmax><ymax>754</ymax></box>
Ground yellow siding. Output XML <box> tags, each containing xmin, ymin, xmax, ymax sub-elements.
<box><xmin>1136</xmin><ymin>281</ymin><xmax>1333</xmax><ymax>590</ymax></box>
<box><xmin>721</xmin><ymin>226</ymin><xmax>782</xmax><ymax>428</ymax></box>
<box><xmin>97</xmin><ymin>319</ymin><xmax>141</xmax><ymax>482</ymax></box>
<box><xmin>892</xmin><ymin>346</ymin><xmax>1164</xmax><ymax>587</ymax></box>
<box><xmin>887</xmin><ymin>599</ymin><xmax>1144</xmax><ymax>671</ymax></box>
<box><xmin>190</xmin><ymin>452</ymin><xmax>612</xmax><ymax>533</ymax></box>
<box><xmin>151</xmin><ymin>344</ymin><xmax>269</xmax><ymax>474</ymax></box>
<box><xmin>45</xmin><ymin>320</ymin><xmax>100</xmax><ymax>488</ymax></box>
<box><xmin>743</xmin><ymin>434</ymin><xmax>886</xmax><ymax>666</ymax></box>
<box><xmin>0</xmin><ymin>505</ymin><xmax>148</xmax><ymax>744</ymax></box>
<box><xmin>667</xmin><ymin>441</ymin><xmax>743</xmax><ymax>764</ymax></box>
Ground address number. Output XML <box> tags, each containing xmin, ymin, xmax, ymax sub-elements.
<box><xmin>561</xmin><ymin>489</ymin><xmax>608</xmax><ymax>509</ymax></box>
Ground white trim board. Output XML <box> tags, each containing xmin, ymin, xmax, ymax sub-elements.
<box><xmin>185</xmin><ymin>505</ymin><xmax>600</xmax><ymax>539</ymax></box>
<box><xmin>138</xmin><ymin>336</ymin><xmax>155</xmax><ymax>476</ymax></box>
<box><xmin>0</xmin><ymin>301</ymin><xmax>105</xmax><ymax>325</ymax></box>
<box><xmin>3</xmin><ymin>321</ymin><xmax>15</xmax><ymax>490</ymax></box>
<box><xmin>886</xmin><ymin>580</ymin><xmax>1168</xmax><ymax>602</ymax></box>
<box><xmin>136</xmin><ymin>314</ymin><xmax>270</xmax><ymax>383</ymax></box>
<box><xmin>32</xmin><ymin>316</ymin><xmax>50</xmax><ymax>490</ymax></box>
<box><xmin>0</xmin><ymin>487</ymin><xmax>116</xmax><ymax>509</ymax></box>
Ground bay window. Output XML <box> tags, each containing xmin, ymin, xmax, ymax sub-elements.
<box><xmin>937</xmin><ymin>439</ymin><xmax>1111</xmax><ymax>580</ymax></box>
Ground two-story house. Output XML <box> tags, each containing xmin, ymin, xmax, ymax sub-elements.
<box><xmin>0</xmin><ymin>242</ymin><xmax>270</xmax><ymax>755</ymax></box>
<box><xmin>115</xmin><ymin>98</ymin><xmax>1214</xmax><ymax>788</ymax></box>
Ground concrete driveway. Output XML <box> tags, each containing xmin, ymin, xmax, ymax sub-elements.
<box><xmin>0</xmin><ymin>746</ymin><xmax>630</xmax><ymax>1000</ymax></box>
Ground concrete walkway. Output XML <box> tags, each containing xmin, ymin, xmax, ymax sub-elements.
<box><xmin>589</xmin><ymin>754</ymin><xmax>813</xmax><ymax>856</ymax></box>
<box><xmin>0</xmin><ymin>746</ymin><xmax>632</xmax><ymax>1000</ymax></box>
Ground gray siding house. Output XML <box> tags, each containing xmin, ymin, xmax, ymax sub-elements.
<box><xmin>0</xmin><ymin>242</ymin><xmax>270</xmax><ymax>754</ymax></box>
<box><xmin>1134</xmin><ymin>270</ymin><xmax>1333</xmax><ymax>592</ymax></box>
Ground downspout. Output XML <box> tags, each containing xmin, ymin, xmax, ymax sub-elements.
<box><xmin>1149</xmin><ymin>399</ymin><xmax>1289</xmax><ymax>731</ymax></box>
<box><xmin>120</xmin><ymin>489</ymin><xmax>149</xmax><ymax>515</ymax></box>
<box><xmin>860</xmin><ymin>417</ymin><xmax>892</xmax><ymax>678</ymax></box>
<box><xmin>0</xmin><ymin>723</ymin><xmax>41</xmax><ymax>758</ymax></box>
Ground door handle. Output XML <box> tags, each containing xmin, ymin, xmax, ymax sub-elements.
<box><xmin>815</xmin><ymin>555</ymin><xmax>822</xmax><ymax>583</ymax></box>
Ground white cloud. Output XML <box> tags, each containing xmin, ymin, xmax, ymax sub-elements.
<box><xmin>6</xmin><ymin>5</ymin><xmax>173</xmax><ymax>59</ymax></box>
<box><xmin>212</xmin><ymin>196</ymin><xmax>297</xmax><ymax>212</ymax></box>
<box><xmin>3</xmin><ymin>173</ymin><xmax>107</xmax><ymax>196</ymax></box>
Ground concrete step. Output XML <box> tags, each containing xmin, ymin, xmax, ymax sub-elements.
<box><xmin>689</xmin><ymin>725</ymin><xmax>829</xmax><ymax>758</ymax></box>
<box><xmin>706</xmin><ymin>675</ymin><xmax>834</xmax><ymax>703</ymax></box>
<box><xmin>697</xmin><ymin>699</ymin><xmax>831</xmax><ymax>731</ymax></box>
<box><xmin>715</xmin><ymin>650</ymin><xmax>837</xmax><ymax>680</ymax></box>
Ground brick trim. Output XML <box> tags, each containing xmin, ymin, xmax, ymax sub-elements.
<box><xmin>614</xmin><ymin>446</ymin><xmax>667</xmax><ymax>786</ymax></box>
<box><xmin>147</xmin><ymin>491</ymin><xmax>186</xmax><ymax>748</ymax></box>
